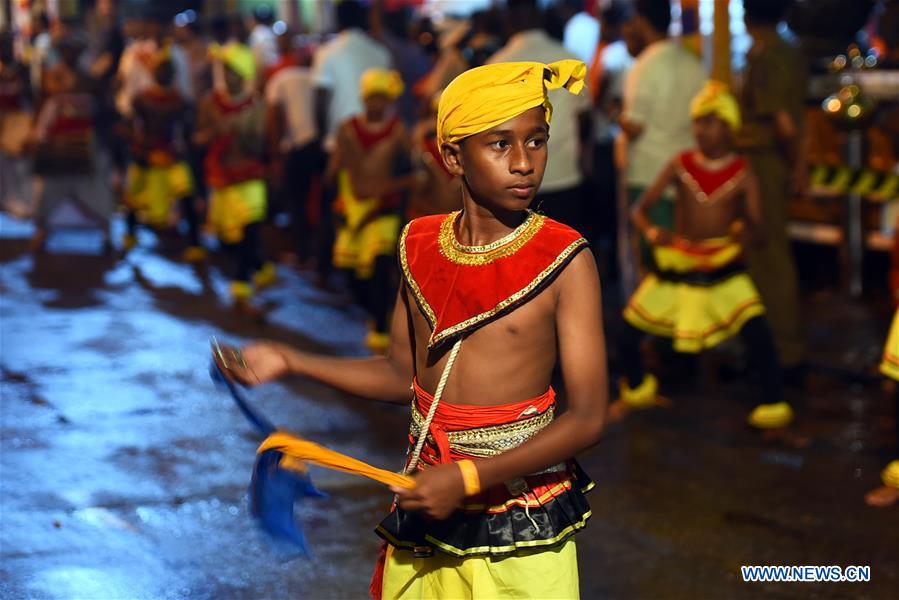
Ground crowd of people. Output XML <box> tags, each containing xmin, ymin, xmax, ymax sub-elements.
<box><xmin>1</xmin><ymin>0</ymin><xmax>897</xmax><ymax>514</ymax></box>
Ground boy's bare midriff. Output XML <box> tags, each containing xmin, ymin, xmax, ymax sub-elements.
<box><xmin>407</xmin><ymin>277</ymin><xmax>560</xmax><ymax>407</ymax></box>
<box><xmin>673</xmin><ymin>177</ymin><xmax>747</xmax><ymax>241</ymax></box>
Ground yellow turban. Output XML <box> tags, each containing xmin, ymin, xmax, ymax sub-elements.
<box><xmin>436</xmin><ymin>60</ymin><xmax>587</xmax><ymax>147</ymax></box>
<box><xmin>211</xmin><ymin>42</ymin><xmax>256</xmax><ymax>83</ymax></box>
<box><xmin>360</xmin><ymin>68</ymin><xmax>404</xmax><ymax>100</ymax></box>
<box><xmin>689</xmin><ymin>80</ymin><xmax>741</xmax><ymax>131</ymax></box>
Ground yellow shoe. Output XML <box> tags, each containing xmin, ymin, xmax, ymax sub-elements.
<box><xmin>230</xmin><ymin>281</ymin><xmax>254</xmax><ymax>300</ymax></box>
<box><xmin>882</xmin><ymin>460</ymin><xmax>899</xmax><ymax>489</ymax></box>
<box><xmin>365</xmin><ymin>331</ymin><xmax>391</xmax><ymax>353</ymax></box>
<box><xmin>253</xmin><ymin>262</ymin><xmax>277</xmax><ymax>290</ymax></box>
<box><xmin>122</xmin><ymin>233</ymin><xmax>137</xmax><ymax>252</ymax></box>
<box><xmin>619</xmin><ymin>374</ymin><xmax>659</xmax><ymax>409</ymax></box>
<box><xmin>182</xmin><ymin>246</ymin><xmax>208</xmax><ymax>262</ymax></box>
<box><xmin>747</xmin><ymin>401</ymin><xmax>794</xmax><ymax>429</ymax></box>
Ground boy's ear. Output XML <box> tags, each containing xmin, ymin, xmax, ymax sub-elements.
<box><xmin>441</xmin><ymin>141</ymin><xmax>465</xmax><ymax>177</ymax></box>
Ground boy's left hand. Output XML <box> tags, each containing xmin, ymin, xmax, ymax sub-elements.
<box><xmin>390</xmin><ymin>462</ymin><xmax>466</xmax><ymax>520</ymax></box>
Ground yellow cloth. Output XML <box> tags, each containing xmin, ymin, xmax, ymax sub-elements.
<box><xmin>381</xmin><ymin>540</ymin><xmax>579</xmax><ymax>600</ymax></box>
<box><xmin>211</xmin><ymin>42</ymin><xmax>256</xmax><ymax>82</ymax></box>
<box><xmin>332</xmin><ymin>170</ymin><xmax>401</xmax><ymax>279</ymax></box>
<box><xmin>624</xmin><ymin>238</ymin><xmax>765</xmax><ymax>353</ymax></box>
<box><xmin>360</xmin><ymin>68</ymin><xmax>404</xmax><ymax>100</ymax></box>
<box><xmin>257</xmin><ymin>431</ymin><xmax>414</xmax><ymax>489</ymax></box>
<box><xmin>690</xmin><ymin>80</ymin><xmax>742</xmax><ymax>132</ymax></box>
<box><xmin>207</xmin><ymin>179</ymin><xmax>266</xmax><ymax>244</ymax></box>
<box><xmin>125</xmin><ymin>162</ymin><xmax>194</xmax><ymax>227</ymax></box>
<box><xmin>881</xmin><ymin>310</ymin><xmax>899</xmax><ymax>381</ymax></box>
<box><xmin>436</xmin><ymin>60</ymin><xmax>586</xmax><ymax>147</ymax></box>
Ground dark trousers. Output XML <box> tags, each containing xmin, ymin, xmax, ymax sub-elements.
<box><xmin>223</xmin><ymin>222</ymin><xmax>263</xmax><ymax>283</ymax></box>
<box><xmin>587</xmin><ymin>141</ymin><xmax>618</xmax><ymax>276</ymax></box>
<box><xmin>619</xmin><ymin>315</ymin><xmax>784</xmax><ymax>404</ymax></box>
<box><xmin>284</xmin><ymin>142</ymin><xmax>324</xmax><ymax>261</ymax></box>
<box><xmin>346</xmin><ymin>255</ymin><xmax>395</xmax><ymax>333</ymax></box>
<box><xmin>126</xmin><ymin>196</ymin><xmax>200</xmax><ymax>246</ymax></box>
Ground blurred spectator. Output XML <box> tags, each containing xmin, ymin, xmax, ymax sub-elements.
<box><xmin>248</xmin><ymin>5</ymin><xmax>278</xmax><ymax>73</ymax></box>
<box><xmin>586</xmin><ymin>1</ymin><xmax>634</xmax><ymax>274</ymax></box>
<box><xmin>488</xmin><ymin>0</ymin><xmax>592</xmax><ymax>229</ymax></box>
<box><xmin>312</xmin><ymin>0</ymin><xmax>391</xmax><ymax>151</ymax></box>
<box><xmin>618</xmin><ymin>0</ymin><xmax>705</xmax><ymax>296</ymax></box>
<box><xmin>409</xmin><ymin>93</ymin><xmax>462</xmax><ymax>219</ymax></box>
<box><xmin>380</xmin><ymin>8</ymin><xmax>432</xmax><ymax>128</ymax></box>
<box><xmin>737</xmin><ymin>0</ymin><xmax>807</xmax><ymax>373</ymax></box>
<box><xmin>116</xmin><ymin>11</ymin><xmax>192</xmax><ymax>119</ymax></box>
<box><xmin>563</xmin><ymin>0</ymin><xmax>600</xmax><ymax>64</ymax></box>
<box><xmin>29</xmin><ymin>13</ymin><xmax>52</xmax><ymax>96</ymax></box>
<box><xmin>265</xmin><ymin>31</ymin><xmax>320</xmax><ymax>266</ymax></box>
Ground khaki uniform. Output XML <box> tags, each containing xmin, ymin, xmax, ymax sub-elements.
<box><xmin>737</xmin><ymin>31</ymin><xmax>807</xmax><ymax>367</ymax></box>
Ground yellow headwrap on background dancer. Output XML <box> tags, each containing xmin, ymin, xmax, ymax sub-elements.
<box><xmin>689</xmin><ymin>80</ymin><xmax>742</xmax><ymax>131</ymax></box>
<box><xmin>210</xmin><ymin>42</ymin><xmax>256</xmax><ymax>83</ymax></box>
<box><xmin>360</xmin><ymin>68</ymin><xmax>405</xmax><ymax>100</ymax></box>
<box><xmin>436</xmin><ymin>59</ymin><xmax>587</xmax><ymax>147</ymax></box>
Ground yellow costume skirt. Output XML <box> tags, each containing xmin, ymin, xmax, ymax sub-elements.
<box><xmin>207</xmin><ymin>179</ymin><xmax>267</xmax><ymax>244</ymax></box>
<box><xmin>332</xmin><ymin>170</ymin><xmax>400</xmax><ymax>279</ymax></box>
<box><xmin>881</xmin><ymin>310</ymin><xmax>899</xmax><ymax>382</ymax></box>
<box><xmin>125</xmin><ymin>161</ymin><xmax>194</xmax><ymax>227</ymax></box>
<box><xmin>381</xmin><ymin>539</ymin><xmax>578</xmax><ymax>600</ymax></box>
<box><xmin>624</xmin><ymin>238</ymin><xmax>766</xmax><ymax>353</ymax></box>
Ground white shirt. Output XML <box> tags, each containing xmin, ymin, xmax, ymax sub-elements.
<box><xmin>249</xmin><ymin>24</ymin><xmax>278</xmax><ymax>69</ymax></box>
<box><xmin>312</xmin><ymin>29</ymin><xmax>391</xmax><ymax>150</ymax></box>
<box><xmin>563</xmin><ymin>12</ymin><xmax>600</xmax><ymax>65</ymax></box>
<box><xmin>488</xmin><ymin>30</ymin><xmax>592</xmax><ymax>193</ymax></box>
<box><xmin>115</xmin><ymin>40</ymin><xmax>193</xmax><ymax>117</ymax></box>
<box><xmin>592</xmin><ymin>40</ymin><xmax>633</xmax><ymax>143</ymax></box>
<box><xmin>622</xmin><ymin>39</ymin><xmax>705</xmax><ymax>187</ymax></box>
<box><xmin>265</xmin><ymin>65</ymin><xmax>317</xmax><ymax>151</ymax></box>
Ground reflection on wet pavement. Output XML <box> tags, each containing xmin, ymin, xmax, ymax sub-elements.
<box><xmin>1</xmin><ymin>215</ymin><xmax>896</xmax><ymax>599</ymax></box>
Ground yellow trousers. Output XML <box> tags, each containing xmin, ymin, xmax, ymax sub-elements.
<box><xmin>381</xmin><ymin>540</ymin><xmax>579</xmax><ymax>600</ymax></box>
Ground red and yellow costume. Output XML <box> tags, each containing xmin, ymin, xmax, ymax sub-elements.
<box><xmin>373</xmin><ymin>210</ymin><xmax>593</xmax><ymax>599</ymax></box>
<box><xmin>624</xmin><ymin>152</ymin><xmax>763</xmax><ymax>353</ymax></box>
<box><xmin>332</xmin><ymin>114</ymin><xmax>404</xmax><ymax>279</ymax></box>
<box><xmin>204</xmin><ymin>90</ymin><xmax>267</xmax><ymax>245</ymax></box>
<box><xmin>125</xmin><ymin>85</ymin><xmax>194</xmax><ymax>227</ymax></box>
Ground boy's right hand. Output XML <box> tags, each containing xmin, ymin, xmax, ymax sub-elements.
<box><xmin>645</xmin><ymin>226</ymin><xmax>673</xmax><ymax>247</ymax></box>
<box><xmin>220</xmin><ymin>342</ymin><xmax>290</xmax><ymax>386</ymax></box>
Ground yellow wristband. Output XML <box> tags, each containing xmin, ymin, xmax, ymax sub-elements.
<box><xmin>457</xmin><ymin>459</ymin><xmax>481</xmax><ymax>496</ymax></box>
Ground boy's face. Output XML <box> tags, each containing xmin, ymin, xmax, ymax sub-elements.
<box><xmin>692</xmin><ymin>113</ymin><xmax>732</xmax><ymax>156</ymax></box>
<box><xmin>442</xmin><ymin>106</ymin><xmax>548</xmax><ymax>212</ymax></box>
<box><xmin>363</xmin><ymin>93</ymin><xmax>390</xmax><ymax>120</ymax></box>
<box><xmin>224</xmin><ymin>64</ymin><xmax>245</xmax><ymax>94</ymax></box>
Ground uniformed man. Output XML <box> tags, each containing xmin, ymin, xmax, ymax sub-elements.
<box><xmin>737</xmin><ymin>0</ymin><xmax>807</xmax><ymax>377</ymax></box>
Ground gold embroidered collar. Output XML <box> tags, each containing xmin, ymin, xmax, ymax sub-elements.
<box><xmin>438</xmin><ymin>210</ymin><xmax>545</xmax><ymax>266</ymax></box>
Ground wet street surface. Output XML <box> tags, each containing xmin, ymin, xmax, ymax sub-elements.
<box><xmin>1</xmin><ymin>215</ymin><xmax>897</xmax><ymax>599</ymax></box>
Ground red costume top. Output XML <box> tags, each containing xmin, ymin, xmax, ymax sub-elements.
<box><xmin>400</xmin><ymin>210</ymin><xmax>588</xmax><ymax>348</ymax></box>
<box><xmin>675</xmin><ymin>150</ymin><xmax>747</xmax><ymax>204</ymax></box>
<box><xmin>205</xmin><ymin>91</ymin><xmax>266</xmax><ymax>188</ymax></box>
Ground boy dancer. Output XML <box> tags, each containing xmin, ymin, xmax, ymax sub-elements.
<box><xmin>123</xmin><ymin>49</ymin><xmax>203</xmax><ymax>260</ymax></box>
<box><xmin>328</xmin><ymin>68</ymin><xmax>417</xmax><ymax>352</ymax></box>
<box><xmin>30</xmin><ymin>36</ymin><xmax>113</xmax><ymax>253</ymax></box>
<box><xmin>223</xmin><ymin>60</ymin><xmax>606</xmax><ymax>598</ymax></box>
<box><xmin>615</xmin><ymin>81</ymin><xmax>793</xmax><ymax>429</ymax></box>
<box><xmin>193</xmin><ymin>43</ymin><xmax>274</xmax><ymax>309</ymax></box>
<box><xmin>866</xmin><ymin>226</ymin><xmax>899</xmax><ymax>507</ymax></box>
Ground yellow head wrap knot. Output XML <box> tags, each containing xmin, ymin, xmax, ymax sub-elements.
<box><xmin>210</xmin><ymin>42</ymin><xmax>256</xmax><ymax>83</ymax></box>
<box><xmin>359</xmin><ymin>68</ymin><xmax>405</xmax><ymax>100</ymax></box>
<box><xmin>436</xmin><ymin>59</ymin><xmax>587</xmax><ymax>147</ymax></box>
<box><xmin>689</xmin><ymin>80</ymin><xmax>742</xmax><ymax>132</ymax></box>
